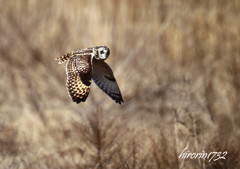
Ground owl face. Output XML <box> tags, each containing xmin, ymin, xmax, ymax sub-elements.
<box><xmin>95</xmin><ymin>46</ymin><xmax>110</xmax><ymax>60</ymax></box>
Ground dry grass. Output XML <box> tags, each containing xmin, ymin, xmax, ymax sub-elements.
<box><xmin>0</xmin><ymin>0</ymin><xmax>240</xmax><ymax>168</ymax></box>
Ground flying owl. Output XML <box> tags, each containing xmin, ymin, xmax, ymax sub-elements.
<box><xmin>55</xmin><ymin>46</ymin><xmax>124</xmax><ymax>104</ymax></box>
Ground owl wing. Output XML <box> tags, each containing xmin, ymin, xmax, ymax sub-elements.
<box><xmin>56</xmin><ymin>52</ymin><xmax>73</xmax><ymax>64</ymax></box>
<box><xmin>92</xmin><ymin>60</ymin><xmax>123</xmax><ymax>104</ymax></box>
<box><xmin>66</xmin><ymin>56</ymin><xmax>92</xmax><ymax>104</ymax></box>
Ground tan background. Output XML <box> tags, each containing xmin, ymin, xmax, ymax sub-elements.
<box><xmin>0</xmin><ymin>0</ymin><xmax>240</xmax><ymax>168</ymax></box>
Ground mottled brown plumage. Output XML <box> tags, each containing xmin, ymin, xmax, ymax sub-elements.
<box><xmin>65</xmin><ymin>56</ymin><xmax>92</xmax><ymax>103</ymax></box>
<box><xmin>56</xmin><ymin>46</ymin><xmax>123</xmax><ymax>104</ymax></box>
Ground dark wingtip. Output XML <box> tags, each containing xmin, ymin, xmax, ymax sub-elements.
<box><xmin>115</xmin><ymin>98</ymin><xmax>124</xmax><ymax>104</ymax></box>
<box><xmin>72</xmin><ymin>97</ymin><xmax>87</xmax><ymax>104</ymax></box>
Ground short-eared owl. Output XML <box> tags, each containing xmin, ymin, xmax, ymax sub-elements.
<box><xmin>55</xmin><ymin>46</ymin><xmax>123</xmax><ymax>104</ymax></box>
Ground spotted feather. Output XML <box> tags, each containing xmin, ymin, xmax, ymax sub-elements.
<box><xmin>56</xmin><ymin>46</ymin><xmax>123</xmax><ymax>104</ymax></box>
<box><xmin>66</xmin><ymin>57</ymin><xmax>92</xmax><ymax>103</ymax></box>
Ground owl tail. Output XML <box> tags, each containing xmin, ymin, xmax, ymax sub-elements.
<box><xmin>55</xmin><ymin>52</ymin><xmax>73</xmax><ymax>64</ymax></box>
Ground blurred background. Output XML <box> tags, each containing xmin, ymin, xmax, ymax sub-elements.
<box><xmin>0</xmin><ymin>0</ymin><xmax>240</xmax><ymax>168</ymax></box>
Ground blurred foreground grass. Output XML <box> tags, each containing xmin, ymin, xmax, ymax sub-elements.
<box><xmin>0</xmin><ymin>0</ymin><xmax>240</xmax><ymax>168</ymax></box>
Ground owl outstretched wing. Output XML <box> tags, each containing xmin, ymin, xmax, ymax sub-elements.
<box><xmin>92</xmin><ymin>60</ymin><xmax>123</xmax><ymax>104</ymax></box>
<box><xmin>66</xmin><ymin>55</ymin><xmax>92</xmax><ymax>103</ymax></box>
<box><xmin>56</xmin><ymin>52</ymin><xmax>73</xmax><ymax>64</ymax></box>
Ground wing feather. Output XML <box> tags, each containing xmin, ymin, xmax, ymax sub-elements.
<box><xmin>66</xmin><ymin>56</ymin><xmax>92</xmax><ymax>103</ymax></box>
<box><xmin>92</xmin><ymin>60</ymin><xmax>123</xmax><ymax>104</ymax></box>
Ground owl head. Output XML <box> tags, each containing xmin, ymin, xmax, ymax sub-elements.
<box><xmin>95</xmin><ymin>46</ymin><xmax>110</xmax><ymax>60</ymax></box>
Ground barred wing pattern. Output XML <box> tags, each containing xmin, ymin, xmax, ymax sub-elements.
<box><xmin>92</xmin><ymin>60</ymin><xmax>123</xmax><ymax>104</ymax></box>
<box><xmin>56</xmin><ymin>52</ymin><xmax>74</xmax><ymax>64</ymax></box>
<box><xmin>66</xmin><ymin>55</ymin><xmax>92</xmax><ymax>103</ymax></box>
<box><xmin>56</xmin><ymin>46</ymin><xmax>123</xmax><ymax>104</ymax></box>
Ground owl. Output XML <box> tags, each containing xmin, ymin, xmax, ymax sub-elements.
<box><xmin>55</xmin><ymin>46</ymin><xmax>124</xmax><ymax>104</ymax></box>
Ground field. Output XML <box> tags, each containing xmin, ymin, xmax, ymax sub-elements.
<box><xmin>0</xmin><ymin>0</ymin><xmax>240</xmax><ymax>168</ymax></box>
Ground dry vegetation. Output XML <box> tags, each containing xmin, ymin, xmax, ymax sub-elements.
<box><xmin>0</xmin><ymin>0</ymin><xmax>240</xmax><ymax>168</ymax></box>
